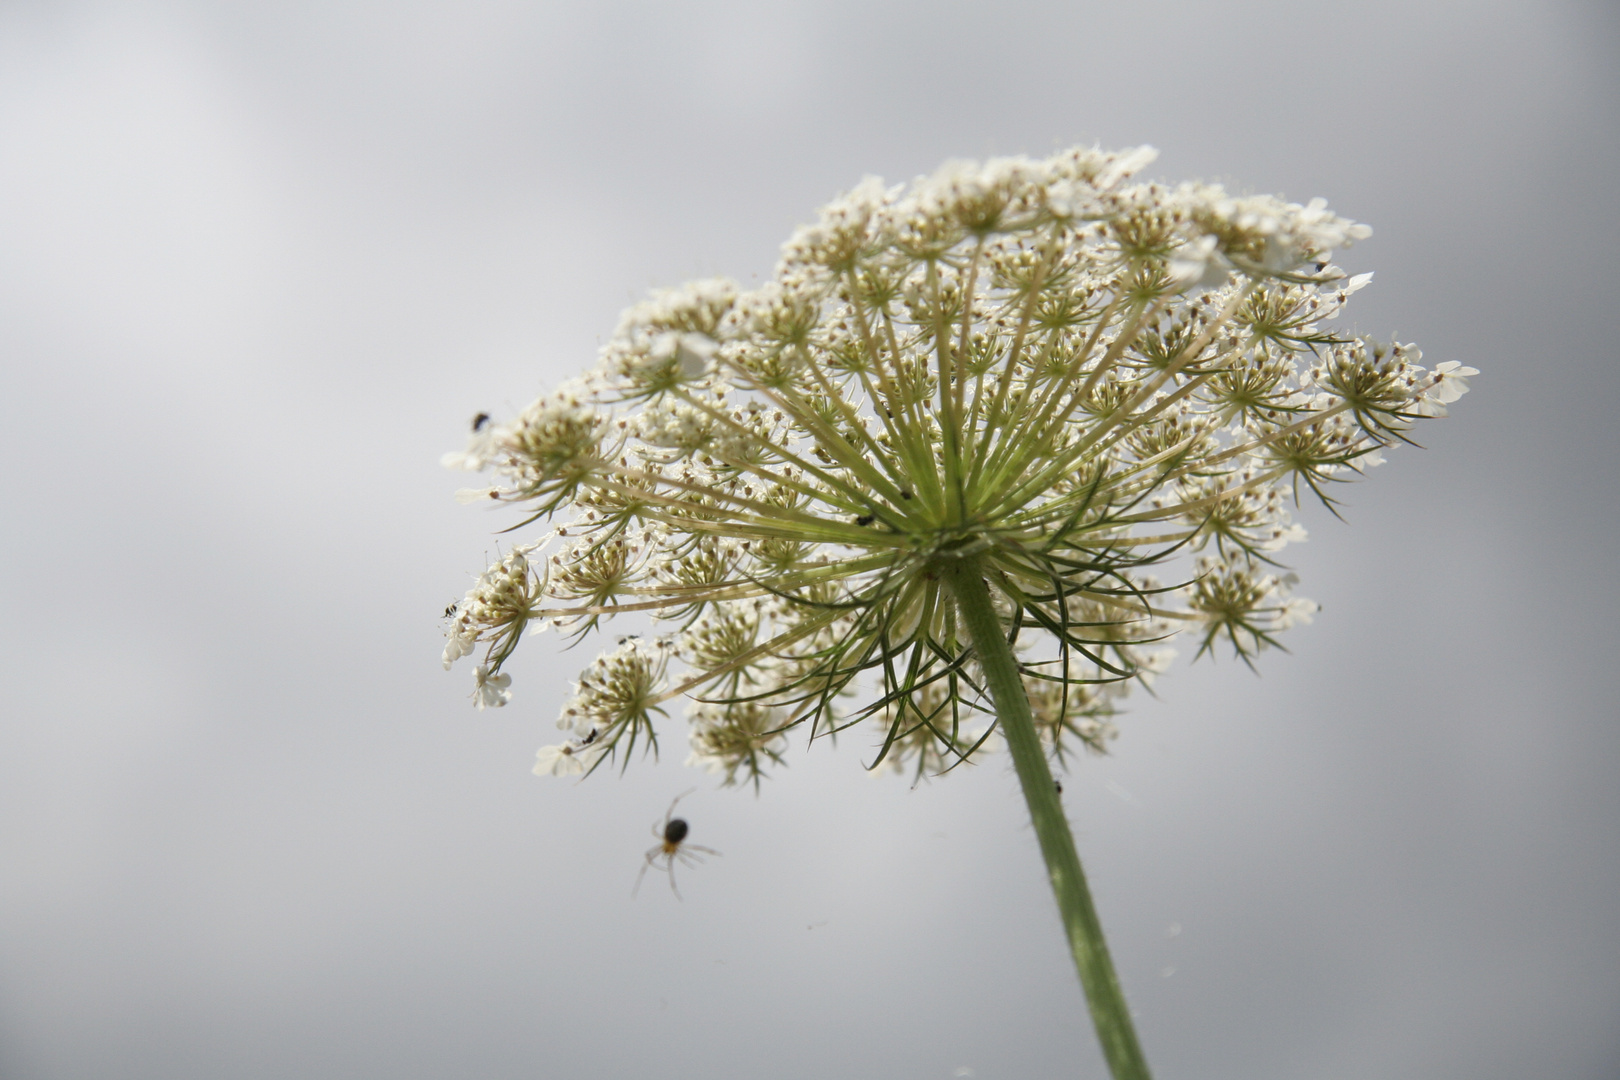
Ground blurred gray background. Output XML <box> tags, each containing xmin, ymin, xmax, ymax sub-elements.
<box><xmin>1</xmin><ymin>1</ymin><xmax>1616</xmax><ymax>1078</ymax></box>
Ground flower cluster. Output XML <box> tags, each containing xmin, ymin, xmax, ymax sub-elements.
<box><xmin>443</xmin><ymin>145</ymin><xmax>1474</xmax><ymax>786</ymax></box>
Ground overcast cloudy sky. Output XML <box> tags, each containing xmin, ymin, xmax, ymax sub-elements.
<box><xmin>1</xmin><ymin>2</ymin><xmax>1616</xmax><ymax>1078</ymax></box>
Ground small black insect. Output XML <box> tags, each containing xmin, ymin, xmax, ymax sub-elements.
<box><xmin>442</xmin><ymin>601</ymin><xmax>458</xmax><ymax>618</ymax></box>
<box><xmin>471</xmin><ymin>412</ymin><xmax>491</xmax><ymax>432</ymax></box>
<box><xmin>634</xmin><ymin>790</ymin><xmax>719</xmax><ymax>899</ymax></box>
<box><xmin>899</xmin><ymin>490</ymin><xmax>912</xmax><ymax>500</ymax></box>
<box><xmin>1053</xmin><ymin>779</ymin><xmax>1063</xmax><ymax>796</ymax></box>
<box><xmin>854</xmin><ymin>514</ymin><xmax>875</xmax><ymax>527</ymax></box>
<box><xmin>579</xmin><ymin>728</ymin><xmax>599</xmax><ymax>747</ymax></box>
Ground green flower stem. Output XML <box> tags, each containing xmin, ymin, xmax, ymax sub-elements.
<box><xmin>942</xmin><ymin>556</ymin><xmax>1152</xmax><ymax>1080</ymax></box>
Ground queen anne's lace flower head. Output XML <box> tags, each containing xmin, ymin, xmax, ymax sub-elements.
<box><xmin>443</xmin><ymin>145</ymin><xmax>1473</xmax><ymax>785</ymax></box>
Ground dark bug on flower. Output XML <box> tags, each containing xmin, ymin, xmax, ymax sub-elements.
<box><xmin>471</xmin><ymin>412</ymin><xmax>491</xmax><ymax>432</ymax></box>
<box><xmin>634</xmin><ymin>789</ymin><xmax>719</xmax><ymax>900</ymax></box>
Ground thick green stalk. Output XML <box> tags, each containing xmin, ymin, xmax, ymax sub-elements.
<box><xmin>941</xmin><ymin>556</ymin><xmax>1151</xmax><ymax>1080</ymax></box>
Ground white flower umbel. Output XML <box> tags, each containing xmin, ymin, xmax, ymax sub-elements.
<box><xmin>441</xmin><ymin>146</ymin><xmax>1473</xmax><ymax>1080</ymax></box>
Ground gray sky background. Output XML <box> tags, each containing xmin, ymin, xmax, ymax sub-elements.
<box><xmin>1</xmin><ymin>2</ymin><xmax>1616</xmax><ymax>1078</ymax></box>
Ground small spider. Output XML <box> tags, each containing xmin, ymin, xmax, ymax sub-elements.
<box><xmin>633</xmin><ymin>789</ymin><xmax>719</xmax><ymax>900</ymax></box>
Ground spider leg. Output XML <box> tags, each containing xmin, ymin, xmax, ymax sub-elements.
<box><xmin>633</xmin><ymin>859</ymin><xmax>651</xmax><ymax>898</ymax></box>
<box><xmin>632</xmin><ymin>845</ymin><xmax>663</xmax><ymax>898</ymax></box>
<box><xmin>673</xmin><ymin>847</ymin><xmax>712</xmax><ymax>870</ymax></box>
<box><xmin>667</xmin><ymin>856</ymin><xmax>683</xmax><ymax>900</ymax></box>
<box><xmin>665</xmin><ymin>787</ymin><xmax>698</xmax><ymax>820</ymax></box>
